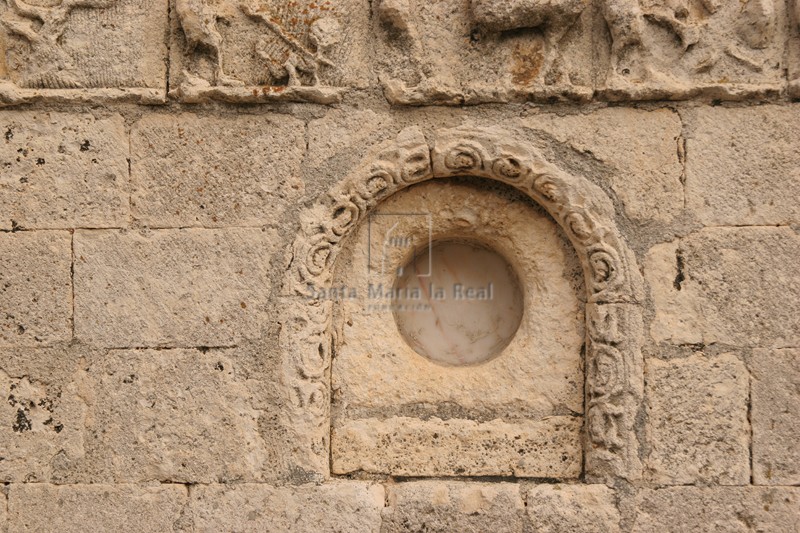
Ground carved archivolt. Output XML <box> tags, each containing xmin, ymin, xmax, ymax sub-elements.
<box><xmin>280</xmin><ymin>126</ymin><xmax>644</xmax><ymax>482</ymax></box>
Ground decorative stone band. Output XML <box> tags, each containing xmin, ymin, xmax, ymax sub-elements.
<box><xmin>280</xmin><ymin>126</ymin><xmax>644</xmax><ymax>482</ymax></box>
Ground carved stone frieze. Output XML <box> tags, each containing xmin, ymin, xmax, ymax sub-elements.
<box><xmin>169</xmin><ymin>0</ymin><xmax>370</xmax><ymax>104</ymax></box>
<box><xmin>281</xmin><ymin>126</ymin><xmax>644</xmax><ymax>481</ymax></box>
<box><xmin>0</xmin><ymin>0</ymin><xmax>167</xmax><ymax>106</ymax></box>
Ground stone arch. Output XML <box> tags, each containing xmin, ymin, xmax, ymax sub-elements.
<box><xmin>279</xmin><ymin>126</ymin><xmax>644</xmax><ymax>483</ymax></box>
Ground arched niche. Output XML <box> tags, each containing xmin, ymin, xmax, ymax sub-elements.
<box><xmin>279</xmin><ymin>126</ymin><xmax>644</xmax><ymax>483</ymax></box>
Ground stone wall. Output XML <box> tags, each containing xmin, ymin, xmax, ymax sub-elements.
<box><xmin>1</xmin><ymin>0</ymin><xmax>799</xmax><ymax>531</ymax></box>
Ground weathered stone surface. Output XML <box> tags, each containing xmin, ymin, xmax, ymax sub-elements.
<box><xmin>0</xmin><ymin>0</ymin><xmax>168</xmax><ymax>105</ymax></box>
<box><xmin>646</xmin><ymin>227</ymin><xmax>800</xmax><ymax>348</ymax></box>
<box><xmin>525</xmin><ymin>485</ymin><xmax>620</xmax><ymax>533</ymax></box>
<box><xmin>169</xmin><ymin>0</ymin><xmax>371</xmax><ymax>103</ymax></box>
<box><xmin>752</xmin><ymin>348</ymin><xmax>800</xmax><ymax>485</ymax></box>
<box><xmin>333</xmin><ymin>416</ymin><xmax>581</xmax><ymax>478</ymax></box>
<box><xmin>383</xmin><ymin>481</ymin><xmax>524</xmax><ymax>533</ymax></box>
<box><xmin>377</xmin><ymin>0</ymin><xmax>594</xmax><ymax>104</ymax></box>
<box><xmin>131</xmin><ymin>113</ymin><xmax>305</xmax><ymax>227</ymax></box>
<box><xmin>0</xmin><ymin>486</ymin><xmax>6</xmax><ymax>533</ymax></box>
<box><xmin>7</xmin><ymin>484</ymin><xmax>186</xmax><ymax>533</ymax></box>
<box><xmin>0</xmin><ymin>231</ymin><xmax>71</xmax><ymax>347</ymax></box>
<box><xmin>64</xmin><ymin>348</ymin><xmax>278</xmax><ymax>483</ymax></box>
<box><xmin>74</xmin><ymin>228</ymin><xmax>276</xmax><ymax>348</ymax></box>
<box><xmin>0</xmin><ymin>345</ymin><xmax>101</xmax><ymax>483</ymax></box>
<box><xmin>633</xmin><ymin>487</ymin><xmax>800</xmax><ymax>533</ymax></box>
<box><xmin>645</xmin><ymin>353</ymin><xmax>749</xmax><ymax>485</ymax></box>
<box><xmin>522</xmin><ymin>108</ymin><xmax>683</xmax><ymax>222</ymax></box>
<box><xmin>0</xmin><ymin>112</ymin><xmax>128</xmax><ymax>230</ymax></box>
<box><xmin>596</xmin><ymin>0</ymin><xmax>786</xmax><ymax>101</ymax></box>
<box><xmin>685</xmin><ymin>105</ymin><xmax>800</xmax><ymax>226</ymax></box>
<box><xmin>188</xmin><ymin>482</ymin><xmax>384</xmax><ymax>532</ymax></box>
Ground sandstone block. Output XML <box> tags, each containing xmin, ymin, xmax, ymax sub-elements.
<box><xmin>0</xmin><ymin>232</ymin><xmax>71</xmax><ymax>347</ymax></box>
<box><xmin>332</xmin><ymin>416</ymin><xmax>581</xmax><ymax>478</ymax></box>
<box><xmin>66</xmin><ymin>348</ymin><xmax>278</xmax><ymax>483</ymax></box>
<box><xmin>188</xmin><ymin>482</ymin><xmax>384</xmax><ymax>533</ymax></box>
<box><xmin>383</xmin><ymin>481</ymin><xmax>524</xmax><ymax>533</ymax></box>
<box><xmin>525</xmin><ymin>485</ymin><xmax>620</xmax><ymax>533</ymax></box>
<box><xmin>7</xmin><ymin>484</ymin><xmax>186</xmax><ymax>533</ymax></box>
<box><xmin>685</xmin><ymin>105</ymin><xmax>800</xmax><ymax>226</ymax></box>
<box><xmin>645</xmin><ymin>353</ymin><xmax>749</xmax><ymax>485</ymax></box>
<box><xmin>131</xmin><ymin>113</ymin><xmax>305</xmax><ymax>227</ymax></box>
<box><xmin>0</xmin><ymin>112</ymin><xmax>128</xmax><ymax>230</ymax></box>
<box><xmin>646</xmin><ymin>227</ymin><xmax>800</xmax><ymax>347</ymax></box>
<box><xmin>522</xmin><ymin>108</ymin><xmax>683</xmax><ymax>223</ymax></box>
<box><xmin>633</xmin><ymin>487</ymin><xmax>800</xmax><ymax>533</ymax></box>
<box><xmin>752</xmin><ymin>348</ymin><xmax>800</xmax><ymax>485</ymax></box>
<box><xmin>74</xmin><ymin>228</ymin><xmax>276</xmax><ymax>348</ymax></box>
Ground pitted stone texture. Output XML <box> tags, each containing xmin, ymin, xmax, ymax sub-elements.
<box><xmin>131</xmin><ymin>114</ymin><xmax>305</xmax><ymax>227</ymax></box>
<box><xmin>188</xmin><ymin>482</ymin><xmax>384</xmax><ymax>533</ymax></box>
<box><xmin>7</xmin><ymin>484</ymin><xmax>186</xmax><ymax>533</ymax></box>
<box><xmin>0</xmin><ymin>488</ymin><xmax>5</xmax><ymax>533</ymax></box>
<box><xmin>383</xmin><ymin>481</ymin><xmax>524</xmax><ymax>533</ymax></box>
<box><xmin>0</xmin><ymin>0</ymin><xmax>168</xmax><ymax>91</ymax></box>
<box><xmin>333</xmin><ymin>417</ymin><xmax>581</xmax><ymax>478</ymax></box>
<box><xmin>522</xmin><ymin>108</ymin><xmax>683</xmax><ymax>222</ymax></box>
<box><xmin>74</xmin><ymin>228</ymin><xmax>276</xmax><ymax>348</ymax></box>
<box><xmin>685</xmin><ymin>105</ymin><xmax>800</xmax><ymax>226</ymax></box>
<box><xmin>66</xmin><ymin>348</ymin><xmax>277</xmax><ymax>483</ymax></box>
<box><xmin>525</xmin><ymin>485</ymin><xmax>620</xmax><ymax>533</ymax></box>
<box><xmin>645</xmin><ymin>353</ymin><xmax>749</xmax><ymax>485</ymax></box>
<box><xmin>752</xmin><ymin>348</ymin><xmax>800</xmax><ymax>485</ymax></box>
<box><xmin>0</xmin><ymin>232</ymin><xmax>71</xmax><ymax>347</ymax></box>
<box><xmin>633</xmin><ymin>487</ymin><xmax>800</xmax><ymax>533</ymax></box>
<box><xmin>646</xmin><ymin>228</ymin><xmax>800</xmax><ymax>348</ymax></box>
<box><xmin>0</xmin><ymin>112</ymin><xmax>128</xmax><ymax>230</ymax></box>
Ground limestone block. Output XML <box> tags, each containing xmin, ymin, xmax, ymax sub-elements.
<box><xmin>525</xmin><ymin>485</ymin><xmax>621</xmax><ymax>533</ymax></box>
<box><xmin>597</xmin><ymin>0</ymin><xmax>785</xmax><ymax>101</ymax></box>
<box><xmin>7</xmin><ymin>484</ymin><xmax>186</xmax><ymax>533</ymax></box>
<box><xmin>66</xmin><ymin>348</ymin><xmax>278</xmax><ymax>483</ymax></box>
<box><xmin>377</xmin><ymin>0</ymin><xmax>594</xmax><ymax>104</ymax></box>
<box><xmin>0</xmin><ymin>0</ymin><xmax>168</xmax><ymax>105</ymax></box>
<box><xmin>131</xmin><ymin>113</ymin><xmax>305</xmax><ymax>228</ymax></box>
<box><xmin>0</xmin><ymin>232</ymin><xmax>71</xmax><ymax>347</ymax></box>
<box><xmin>646</xmin><ymin>228</ymin><xmax>800</xmax><ymax>348</ymax></box>
<box><xmin>0</xmin><ymin>112</ymin><xmax>128</xmax><ymax>230</ymax></box>
<box><xmin>382</xmin><ymin>481</ymin><xmax>524</xmax><ymax>533</ymax></box>
<box><xmin>0</xmin><ymin>488</ymin><xmax>5</xmax><ymax>533</ymax></box>
<box><xmin>752</xmin><ymin>348</ymin><xmax>800</xmax><ymax>485</ymax></box>
<box><xmin>169</xmin><ymin>0</ymin><xmax>371</xmax><ymax>104</ymax></box>
<box><xmin>332</xmin><ymin>417</ymin><xmax>581</xmax><ymax>478</ymax></box>
<box><xmin>188</xmin><ymin>482</ymin><xmax>384</xmax><ymax>532</ymax></box>
<box><xmin>521</xmin><ymin>108</ymin><xmax>683</xmax><ymax>222</ymax></box>
<box><xmin>684</xmin><ymin>105</ymin><xmax>800</xmax><ymax>226</ymax></box>
<box><xmin>645</xmin><ymin>353</ymin><xmax>749</xmax><ymax>485</ymax></box>
<box><xmin>74</xmin><ymin>228</ymin><xmax>276</xmax><ymax>348</ymax></box>
<box><xmin>633</xmin><ymin>487</ymin><xmax>800</xmax><ymax>533</ymax></box>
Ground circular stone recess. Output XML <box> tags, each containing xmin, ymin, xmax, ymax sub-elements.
<box><xmin>392</xmin><ymin>239</ymin><xmax>524</xmax><ymax>366</ymax></box>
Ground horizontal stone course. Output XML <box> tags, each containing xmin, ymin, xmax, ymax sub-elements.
<box><xmin>7</xmin><ymin>484</ymin><xmax>186</xmax><ymax>533</ymax></box>
<box><xmin>73</xmin><ymin>228</ymin><xmax>277</xmax><ymax>348</ymax></box>
<box><xmin>633</xmin><ymin>487</ymin><xmax>800</xmax><ymax>533</ymax></box>
<box><xmin>525</xmin><ymin>485</ymin><xmax>621</xmax><ymax>533</ymax></box>
<box><xmin>187</xmin><ymin>482</ymin><xmax>384</xmax><ymax>533</ymax></box>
